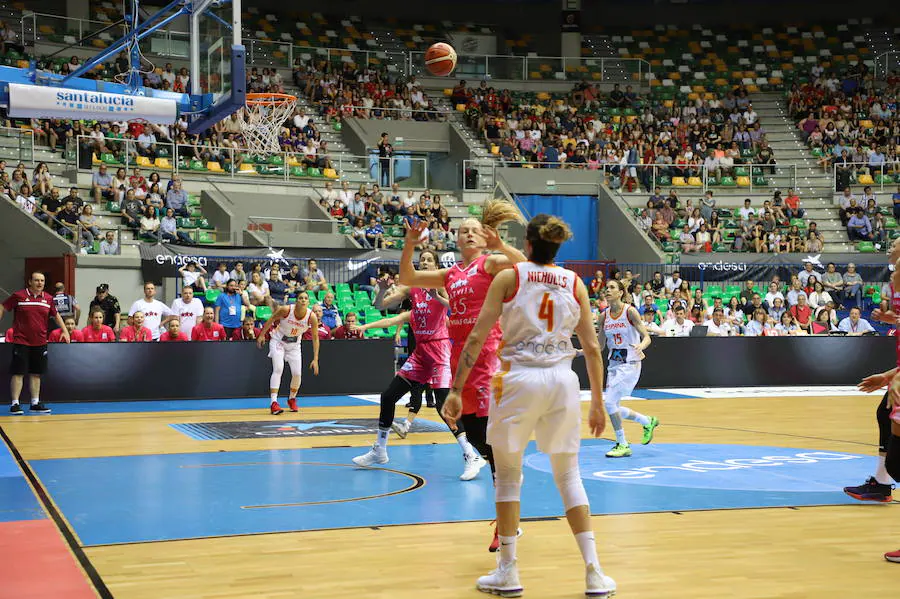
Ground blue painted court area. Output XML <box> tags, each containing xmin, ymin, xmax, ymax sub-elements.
<box><xmin>629</xmin><ymin>389</ymin><xmax>696</xmax><ymax>400</ymax></box>
<box><xmin>0</xmin><ymin>395</ymin><xmax>372</xmax><ymax>416</ymax></box>
<box><xmin>0</xmin><ymin>437</ymin><xmax>44</xmax><ymax>522</ymax></box>
<box><xmin>31</xmin><ymin>441</ymin><xmax>873</xmax><ymax>546</ymax></box>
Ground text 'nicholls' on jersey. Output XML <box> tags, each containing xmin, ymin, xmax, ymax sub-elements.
<box><xmin>499</xmin><ymin>262</ymin><xmax>580</xmax><ymax>366</ymax></box>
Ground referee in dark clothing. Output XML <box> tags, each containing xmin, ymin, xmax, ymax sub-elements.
<box><xmin>0</xmin><ymin>272</ymin><xmax>69</xmax><ymax>415</ymax></box>
<box><xmin>377</xmin><ymin>132</ymin><xmax>393</xmax><ymax>187</ymax></box>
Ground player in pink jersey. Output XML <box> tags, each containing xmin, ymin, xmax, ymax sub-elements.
<box><xmin>399</xmin><ymin>199</ymin><xmax>527</xmax><ymax>551</ymax></box>
<box><xmin>850</xmin><ymin>241</ymin><xmax>900</xmax><ymax>563</ymax></box>
<box><xmin>352</xmin><ymin>250</ymin><xmax>486</xmax><ymax>480</ymax></box>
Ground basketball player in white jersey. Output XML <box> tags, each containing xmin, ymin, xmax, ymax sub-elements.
<box><xmin>597</xmin><ymin>279</ymin><xmax>658</xmax><ymax>458</ymax></box>
<box><xmin>443</xmin><ymin>214</ymin><xmax>616</xmax><ymax>598</ymax></box>
<box><xmin>256</xmin><ymin>290</ymin><xmax>320</xmax><ymax>415</ymax></box>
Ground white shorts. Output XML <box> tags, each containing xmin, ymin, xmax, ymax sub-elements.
<box><xmin>605</xmin><ymin>361</ymin><xmax>642</xmax><ymax>404</ymax></box>
<box><xmin>269</xmin><ymin>338</ymin><xmax>304</xmax><ymax>376</ymax></box>
<box><xmin>487</xmin><ymin>361</ymin><xmax>581</xmax><ymax>455</ymax></box>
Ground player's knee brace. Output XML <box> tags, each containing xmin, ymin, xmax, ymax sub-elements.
<box><xmin>877</xmin><ymin>393</ymin><xmax>892</xmax><ymax>453</ymax></box>
<box><xmin>269</xmin><ymin>360</ymin><xmax>284</xmax><ymax>389</ymax></box>
<box><xmin>494</xmin><ymin>465</ymin><xmax>523</xmax><ymax>503</ymax></box>
<box><xmin>551</xmin><ymin>453</ymin><xmax>589</xmax><ymax>511</ymax></box>
<box><xmin>603</xmin><ymin>397</ymin><xmax>620</xmax><ymax>418</ymax></box>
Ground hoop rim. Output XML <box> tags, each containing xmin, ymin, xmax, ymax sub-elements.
<box><xmin>245</xmin><ymin>92</ymin><xmax>298</xmax><ymax>106</ymax></box>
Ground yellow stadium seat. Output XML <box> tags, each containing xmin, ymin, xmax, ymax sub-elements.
<box><xmin>154</xmin><ymin>157</ymin><xmax>171</xmax><ymax>169</ymax></box>
<box><xmin>455</xmin><ymin>104</ymin><xmax>465</xmax><ymax>112</ymax></box>
<box><xmin>687</xmin><ymin>177</ymin><xmax>703</xmax><ymax>187</ymax></box>
<box><xmin>858</xmin><ymin>174</ymin><xmax>875</xmax><ymax>185</ymax></box>
<box><xmin>239</xmin><ymin>163</ymin><xmax>257</xmax><ymax>174</ymax></box>
<box><xmin>92</xmin><ymin>153</ymin><xmax>101</xmax><ymax>165</ymax></box>
<box><xmin>663</xmin><ymin>99</ymin><xmax>674</xmax><ymax>108</ymax></box>
<box><xmin>135</xmin><ymin>156</ymin><xmax>152</xmax><ymax>167</ymax></box>
<box><xmin>859</xmin><ymin>120</ymin><xmax>874</xmax><ymax>128</ymax></box>
<box><xmin>672</xmin><ymin>177</ymin><xmax>687</xmax><ymax>186</ymax></box>
<box><xmin>737</xmin><ymin>176</ymin><xmax>751</xmax><ymax>187</ymax></box>
<box><xmin>207</xmin><ymin>161</ymin><xmax>224</xmax><ymax>172</ymax></box>
<box><xmin>323</xmin><ymin>168</ymin><xmax>338</xmax><ymax>179</ymax></box>
<box><xmin>443</xmin><ymin>88</ymin><xmax>452</xmax><ymax>96</ymax></box>
<box><xmin>491</xmin><ymin>145</ymin><xmax>500</xmax><ymax>155</ymax></box>
<box><xmin>287</xmin><ymin>155</ymin><xmax>301</xmax><ymax>167</ymax></box>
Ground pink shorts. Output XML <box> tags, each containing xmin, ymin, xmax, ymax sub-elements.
<box><xmin>399</xmin><ymin>339</ymin><xmax>451</xmax><ymax>388</ymax></box>
<box><xmin>451</xmin><ymin>344</ymin><xmax>499</xmax><ymax>418</ymax></box>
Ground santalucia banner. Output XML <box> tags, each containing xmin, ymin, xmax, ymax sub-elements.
<box><xmin>7</xmin><ymin>83</ymin><xmax>178</xmax><ymax>123</ymax></box>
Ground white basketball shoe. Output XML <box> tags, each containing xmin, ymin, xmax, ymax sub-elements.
<box><xmin>460</xmin><ymin>453</ymin><xmax>487</xmax><ymax>481</ymax></box>
<box><xmin>585</xmin><ymin>564</ymin><xmax>616</xmax><ymax>597</ymax></box>
<box><xmin>476</xmin><ymin>558</ymin><xmax>523</xmax><ymax>597</ymax></box>
<box><xmin>352</xmin><ymin>444</ymin><xmax>389</xmax><ymax>467</ymax></box>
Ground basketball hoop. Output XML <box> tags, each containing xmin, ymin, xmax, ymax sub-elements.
<box><xmin>238</xmin><ymin>92</ymin><xmax>298</xmax><ymax>155</ymax></box>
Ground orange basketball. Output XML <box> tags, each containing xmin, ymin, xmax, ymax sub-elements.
<box><xmin>424</xmin><ymin>42</ymin><xmax>457</xmax><ymax>77</ymax></box>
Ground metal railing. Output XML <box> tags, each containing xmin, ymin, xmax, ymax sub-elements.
<box><xmin>832</xmin><ymin>160</ymin><xmax>899</xmax><ymax>192</ymax></box>
<box><xmin>463</xmin><ymin>160</ymin><xmax>796</xmax><ymax>193</ymax></box>
<box><xmin>0</xmin><ymin>127</ymin><xmax>35</xmax><ymax>164</ymax></box>
<box><xmin>246</xmin><ymin>215</ymin><xmax>338</xmax><ymax>248</ymax></box>
<box><xmin>68</xmin><ymin>134</ymin><xmax>430</xmax><ymax>187</ymax></box>
<box><xmin>874</xmin><ymin>51</ymin><xmax>900</xmax><ymax>81</ymax></box>
<box><xmin>23</xmin><ymin>11</ymin><xmax>651</xmax><ymax>84</ymax></box>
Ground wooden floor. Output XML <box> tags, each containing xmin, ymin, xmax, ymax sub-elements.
<box><xmin>3</xmin><ymin>394</ymin><xmax>897</xmax><ymax>599</ymax></box>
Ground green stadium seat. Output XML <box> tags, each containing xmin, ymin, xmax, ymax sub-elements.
<box><xmin>706</xmin><ymin>285</ymin><xmax>723</xmax><ymax>298</ymax></box>
<box><xmin>885</xmin><ymin>217</ymin><xmax>898</xmax><ymax>229</ymax></box>
<box><xmin>734</xmin><ymin>166</ymin><xmax>749</xmax><ymax>177</ymax></box>
<box><xmin>720</xmin><ymin>176</ymin><xmax>736</xmax><ymax>186</ymax></box>
<box><xmin>752</xmin><ymin>176</ymin><xmax>768</xmax><ymax>186</ymax></box>
<box><xmin>205</xmin><ymin>289</ymin><xmax>222</xmax><ymax>303</ymax></box>
<box><xmin>106</xmin><ymin>200</ymin><xmax>121</xmax><ymax>213</ymax></box>
<box><xmin>857</xmin><ymin>241</ymin><xmax>875</xmax><ymax>253</ymax></box>
<box><xmin>290</xmin><ymin>166</ymin><xmax>308</xmax><ymax>177</ymax></box>
<box><xmin>255</xmin><ymin>306</ymin><xmax>273</xmax><ymax>321</ymax></box>
<box><xmin>307</xmin><ymin>167</ymin><xmax>323</xmax><ymax>177</ymax></box>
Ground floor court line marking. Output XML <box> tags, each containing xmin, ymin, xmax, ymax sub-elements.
<box><xmin>79</xmin><ymin>503</ymin><xmax>878</xmax><ymax>549</ymax></box>
<box><xmin>0</xmin><ymin>425</ymin><xmax>113</xmax><ymax>599</ymax></box>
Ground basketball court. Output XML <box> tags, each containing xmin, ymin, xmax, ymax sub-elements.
<box><xmin>1</xmin><ymin>387</ymin><xmax>896</xmax><ymax>598</ymax></box>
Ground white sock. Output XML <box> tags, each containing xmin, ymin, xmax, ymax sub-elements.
<box><xmin>11</xmin><ymin>399</ymin><xmax>19</xmax><ymax>406</ymax></box>
<box><xmin>575</xmin><ymin>531</ymin><xmax>599</xmax><ymax>568</ymax></box>
<box><xmin>620</xmin><ymin>407</ymin><xmax>650</xmax><ymax>427</ymax></box>
<box><xmin>31</xmin><ymin>398</ymin><xmax>39</xmax><ymax>406</ymax></box>
<box><xmin>270</xmin><ymin>392</ymin><xmax>277</xmax><ymax>402</ymax></box>
<box><xmin>457</xmin><ymin>432</ymin><xmax>477</xmax><ymax>458</ymax></box>
<box><xmin>609</xmin><ymin>413</ymin><xmax>627</xmax><ymax>444</ymax></box>
<box><xmin>376</xmin><ymin>427</ymin><xmax>390</xmax><ymax>449</ymax></box>
<box><xmin>875</xmin><ymin>454</ymin><xmax>895</xmax><ymax>485</ymax></box>
<box><xmin>498</xmin><ymin>535</ymin><xmax>517</xmax><ymax>566</ymax></box>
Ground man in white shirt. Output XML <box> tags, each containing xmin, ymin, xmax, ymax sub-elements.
<box><xmin>704</xmin><ymin>308</ymin><xmax>734</xmax><ymax>336</ymax></box>
<box><xmin>739</xmin><ymin>198</ymin><xmax>756</xmax><ymax>231</ymax></box>
<box><xmin>170</xmin><ymin>285</ymin><xmax>205</xmax><ymax>333</ymax></box>
<box><xmin>663</xmin><ymin>304</ymin><xmax>694</xmax><ymax>337</ymax></box>
<box><xmin>785</xmin><ymin>280</ymin><xmax>807</xmax><ymax>307</ymax></box>
<box><xmin>837</xmin><ymin>307</ymin><xmax>875</xmax><ymax>335</ymax></box>
<box><xmin>292</xmin><ymin>108</ymin><xmax>310</xmax><ymax>130</ymax></box>
<box><xmin>322</xmin><ymin>181</ymin><xmax>339</xmax><ymax>204</ymax></box>
<box><xmin>129</xmin><ymin>282</ymin><xmax>174</xmax><ymax>340</ymax></box>
<box><xmin>743</xmin><ymin>105</ymin><xmax>758</xmax><ymax>125</ymax></box>
<box><xmin>402</xmin><ymin>191</ymin><xmax>417</xmax><ymax>211</ymax></box>
<box><xmin>797</xmin><ymin>262</ymin><xmax>818</xmax><ymax>287</ymax></box>
<box><xmin>211</xmin><ymin>262</ymin><xmax>231</xmax><ymax>289</ymax></box>
<box><xmin>664</xmin><ymin>270</ymin><xmax>683</xmax><ymax>295</ymax></box>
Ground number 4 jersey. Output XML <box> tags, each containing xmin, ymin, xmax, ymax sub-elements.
<box><xmin>499</xmin><ymin>262</ymin><xmax>581</xmax><ymax>367</ymax></box>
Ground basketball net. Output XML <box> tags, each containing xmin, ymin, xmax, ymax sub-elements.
<box><xmin>238</xmin><ymin>93</ymin><xmax>298</xmax><ymax>155</ymax></box>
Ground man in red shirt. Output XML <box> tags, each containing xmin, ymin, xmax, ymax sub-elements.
<box><xmin>231</xmin><ymin>315</ymin><xmax>260</xmax><ymax>341</ymax></box>
<box><xmin>160</xmin><ymin>319</ymin><xmax>189</xmax><ymax>342</ymax></box>
<box><xmin>784</xmin><ymin>188</ymin><xmax>805</xmax><ymax>220</ymax></box>
<box><xmin>302</xmin><ymin>304</ymin><xmax>332</xmax><ymax>340</ymax></box>
<box><xmin>118</xmin><ymin>311</ymin><xmax>153</xmax><ymax>342</ymax></box>
<box><xmin>49</xmin><ymin>317</ymin><xmax>84</xmax><ymax>343</ymax></box>
<box><xmin>81</xmin><ymin>309</ymin><xmax>116</xmax><ymax>343</ymax></box>
<box><xmin>0</xmin><ymin>272</ymin><xmax>69</xmax><ymax>414</ymax></box>
<box><xmin>332</xmin><ymin>312</ymin><xmax>364</xmax><ymax>339</ymax></box>
<box><xmin>191</xmin><ymin>307</ymin><xmax>226</xmax><ymax>341</ymax></box>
